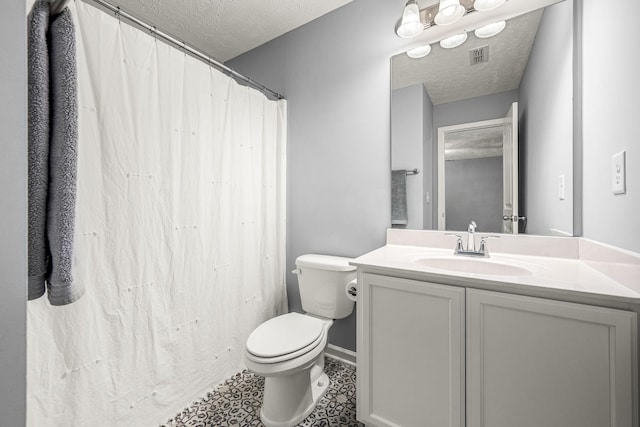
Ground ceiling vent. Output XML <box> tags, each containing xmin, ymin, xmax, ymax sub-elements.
<box><xmin>469</xmin><ymin>45</ymin><xmax>490</xmax><ymax>65</ymax></box>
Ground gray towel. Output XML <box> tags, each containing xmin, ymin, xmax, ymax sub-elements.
<box><xmin>391</xmin><ymin>170</ymin><xmax>408</xmax><ymax>225</ymax></box>
<box><xmin>27</xmin><ymin>0</ymin><xmax>51</xmax><ymax>300</ymax></box>
<box><xmin>47</xmin><ymin>9</ymin><xmax>84</xmax><ymax>305</ymax></box>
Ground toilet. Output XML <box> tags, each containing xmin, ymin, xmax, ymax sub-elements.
<box><xmin>244</xmin><ymin>254</ymin><xmax>357</xmax><ymax>427</ymax></box>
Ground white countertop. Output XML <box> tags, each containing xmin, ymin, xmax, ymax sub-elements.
<box><xmin>351</xmin><ymin>230</ymin><xmax>640</xmax><ymax>305</ymax></box>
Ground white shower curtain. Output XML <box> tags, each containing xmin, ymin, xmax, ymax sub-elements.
<box><xmin>27</xmin><ymin>2</ymin><xmax>287</xmax><ymax>425</ymax></box>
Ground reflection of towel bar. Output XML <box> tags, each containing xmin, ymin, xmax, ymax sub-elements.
<box><xmin>406</xmin><ymin>169</ymin><xmax>419</xmax><ymax>175</ymax></box>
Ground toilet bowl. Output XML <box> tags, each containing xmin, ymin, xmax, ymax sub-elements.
<box><xmin>245</xmin><ymin>312</ymin><xmax>333</xmax><ymax>427</ymax></box>
<box><xmin>244</xmin><ymin>254</ymin><xmax>356</xmax><ymax>427</ymax></box>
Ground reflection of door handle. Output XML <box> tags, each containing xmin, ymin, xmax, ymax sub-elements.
<box><xmin>503</xmin><ymin>215</ymin><xmax>527</xmax><ymax>222</ymax></box>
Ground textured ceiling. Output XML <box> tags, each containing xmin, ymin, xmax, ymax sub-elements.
<box><xmin>445</xmin><ymin>126</ymin><xmax>504</xmax><ymax>160</ymax></box>
<box><xmin>392</xmin><ymin>9</ymin><xmax>544</xmax><ymax>105</ymax></box>
<box><xmin>106</xmin><ymin>0</ymin><xmax>353</xmax><ymax>62</ymax></box>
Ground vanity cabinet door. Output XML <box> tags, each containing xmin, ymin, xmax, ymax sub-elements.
<box><xmin>466</xmin><ymin>289</ymin><xmax>637</xmax><ymax>427</ymax></box>
<box><xmin>357</xmin><ymin>273</ymin><xmax>465</xmax><ymax>427</ymax></box>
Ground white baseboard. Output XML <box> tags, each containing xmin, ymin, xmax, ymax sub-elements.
<box><xmin>325</xmin><ymin>344</ymin><xmax>357</xmax><ymax>366</ymax></box>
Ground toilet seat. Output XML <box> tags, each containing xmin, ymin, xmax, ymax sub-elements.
<box><xmin>246</xmin><ymin>313</ymin><xmax>326</xmax><ymax>364</ymax></box>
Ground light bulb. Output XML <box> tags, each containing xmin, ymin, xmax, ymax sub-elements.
<box><xmin>439</xmin><ymin>32</ymin><xmax>468</xmax><ymax>49</ymax></box>
<box><xmin>396</xmin><ymin>0</ymin><xmax>424</xmax><ymax>38</ymax></box>
<box><xmin>474</xmin><ymin>21</ymin><xmax>506</xmax><ymax>38</ymax></box>
<box><xmin>406</xmin><ymin>44</ymin><xmax>432</xmax><ymax>59</ymax></box>
<box><xmin>474</xmin><ymin>0</ymin><xmax>507</xmax><ymax>12</ymax></box>
<box><xmin>434</xmin><ymin>0</ymin><xmax>465</xmax><ymax>26</ymax></box>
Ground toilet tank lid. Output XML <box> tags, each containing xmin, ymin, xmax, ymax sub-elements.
<box><xmin>295</xmin><ymin>254</ymin><xmax>356</xmax><ymax>272</ymax></box>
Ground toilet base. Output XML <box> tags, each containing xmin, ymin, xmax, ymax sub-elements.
<box><xmin>260</xmin><ymin>370</ymin><xmax>330</xmax><ymax>427</ymax></box>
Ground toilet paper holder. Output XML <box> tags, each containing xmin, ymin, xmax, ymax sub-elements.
<box><xmin>347</xmin><ymin>284</ymin><xmax>357</xmax><ymax>297</ymax></box>
<box><xmin>346</xmin><ymin>279</ymin><xmax>358</xmax><ymax>301</ymax></box>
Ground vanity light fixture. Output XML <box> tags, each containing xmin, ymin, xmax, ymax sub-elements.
<box><xmin>394</xmin><ymin>0</ymin><xmax>510</xmax><ymax>39</ymax></box>
<box><xmin>434</xmin><ymin>0</ymin><xmax>466</xmax><ymax>26</ymax></box>
<box><xmin>474</xmin><ymin>20</ymin><xmax>506</xmax><ymax>38</ymax></box>
<box><xmin>473</xmin><ymin>0</ymin><xmax>507</xmax><ymax>12</ymax></box>
<box><xmin>440</xmin><ymin>32</ymin><xmax>468</xmax><ymax>49</ymax></box>
<box><xmin>406</xmin><ymin>44</ymin><xmax>432</xmax><ymax>58</ymax></box>
<box><xmin>396</xmin><ymin>0</ymin><xmax>424</xmax><ymax>38</ymax></box>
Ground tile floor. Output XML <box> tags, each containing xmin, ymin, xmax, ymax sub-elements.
<box><xmin>161</xmin><ymin>357</ymin><xmax>364</xmax><ymax>427</ymax></box>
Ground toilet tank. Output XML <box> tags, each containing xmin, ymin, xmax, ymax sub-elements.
<box><xmin>295</xmin><ymin>254</ymin><xmax>356</xmax><ymax>319</ymax></box>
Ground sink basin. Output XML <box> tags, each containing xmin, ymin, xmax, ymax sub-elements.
<box><xmin>415</xmin><ymin>256</ymin><xmax>533</xmax><ymax>277</ymax></box>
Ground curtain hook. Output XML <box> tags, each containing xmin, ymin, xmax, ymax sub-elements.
<box><xmin>115</xmin><ymin>6</ymin><xmax>121</xmax><ymax>24</ymax></box>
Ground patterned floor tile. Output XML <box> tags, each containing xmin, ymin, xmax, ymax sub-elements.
<box><xmin>161</xmin><ymin>357</ymin><xmax>364</xmax><ymax>427</ymax></box>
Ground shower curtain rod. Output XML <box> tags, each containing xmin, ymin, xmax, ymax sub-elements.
<box><xmin>63</xmin><ymin>0</ymin><xmax>284</xmax><ymax>100</ymax></box>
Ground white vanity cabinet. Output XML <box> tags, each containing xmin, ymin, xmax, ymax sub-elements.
<box><xmin>357</xmin><ymin>273</ymin><xmax>638</xmax><ymax>427</ymax></box>
<box><xmin>357</xmin><ymin>273</ymin><xmax>465</xmax><ymax>427</ymax></box>
<box><xmin>466</xmin><ymin>288</ymin><xmax>637</xmax><ymax>427</ymax></box>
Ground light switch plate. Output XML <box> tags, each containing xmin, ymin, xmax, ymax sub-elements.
<box><xmin>612</xmin><ymin>151</ymin><xmax>626</xmax><ymax>195</ymax></box>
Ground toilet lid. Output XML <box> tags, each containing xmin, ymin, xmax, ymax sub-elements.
<box><xmin>246</xmin><ymin>312</ymin><xmax>325</xmax><ymax>358</ymax></box>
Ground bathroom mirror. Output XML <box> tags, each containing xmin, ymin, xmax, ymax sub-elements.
<box><xmin>391</xmin><ymin>0</ymin><xmax>576</xmax><ymax>236</ymax></box>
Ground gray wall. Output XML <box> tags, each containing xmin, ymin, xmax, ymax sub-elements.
<box><xmin>0</xmin><ymin>0</ymin><xmax>27</xmax><ymax>424</ymax></box>
<box><xmin>391</xmin><ymin>84</ymin><xmax>430</xmax><ymax>230</ymax></box>
<box><xmin>582</xmin><ymin>0</ymin><xmax>640</xmax><ymax>252</ymax></box>
<box><xmin>228</xmin><ymin>0</ymin><xmax>406</xmax><ymax>350</ymax></box>
<box><xmin>433</xmin><ymin>90</ymin><xmax>518</xmax><ymax>226</ymax></box>
<box><xmin>445</xmin><ymin>157</ymin><xmax>504</xmax><ymax>233</ymax></box>
<box><xmin>519</xmin><ymin>0</ymin><xmax>574</xmax><ymax>236</ymax></box>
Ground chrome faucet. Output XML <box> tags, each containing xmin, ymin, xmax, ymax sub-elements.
<box><xmin>467</xmin><ymin>221</ymin><xmax>477</xmax><ymax>252</ymax></box>
<box><xmin>446</xmin><ymin>221</ymin><xmax>499</xmax><ymax>257</ymax></box>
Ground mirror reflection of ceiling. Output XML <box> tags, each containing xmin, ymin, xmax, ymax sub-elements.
<box><xmin>445</xmin><ymin>126</ymin><xmax>504</xmax><ymax>161</ymax></box>
<box><xmin>392</xmin><ymin>9</ymin><xmax>543</xmax><ymax>105</ymax></box>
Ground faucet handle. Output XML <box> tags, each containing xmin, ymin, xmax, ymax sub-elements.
<box><xmin>478</xmin><ymin>235</ymin><xmax>500</xmax><ymax>256</ymax></box>
<box><xmin>445</xmin><ymin>233</ymin><xmax>464</xmax><ymax>254</ymax></box>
